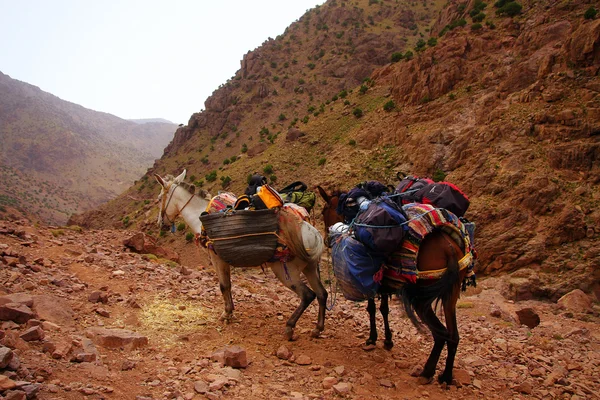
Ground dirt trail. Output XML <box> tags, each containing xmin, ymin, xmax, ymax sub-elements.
<box><xmin>1</xmin><ymin>221</ymin><xmax>599</xmax><ymax>400</ymax></box>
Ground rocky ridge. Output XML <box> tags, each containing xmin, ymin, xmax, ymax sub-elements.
<box><xmin>68</xmin><ymin>0</ymin><xmax>600</xmax><ymax>305</ymax></box>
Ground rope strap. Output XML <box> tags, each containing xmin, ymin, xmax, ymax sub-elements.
<box><xmin>207</xmin><ymin>231</ymin><xmax>278</xmax><ymax>242</ymax></box>
<box><xmin>416</xmin><ymin>252</ymin><xmax>474</xmax><ymax>279</ymax></box>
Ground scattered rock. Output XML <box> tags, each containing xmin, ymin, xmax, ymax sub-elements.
<box><xmin>557</xmin><ymin>289</ymin><xmax>592</xmax><ymax>313</ymax></box>
<box><xmin>85</xmin><ymin>327</ymin><xmax>148</xmax><ymax>350</ymax></box>
<box><xmin>224</xmin><ymin>346</ymin><xmax>248</xmax><ymax>368</ymax></box>
<box><xmin>322</xmin><ymin>377</ymin><xmax>338</xmax><ymax>389</ymax></box>
<box><xmin>194</xmin><ymin>380</ymin><xmax>209</xmax><ymax>394</ymax></box>
<box><xmin>19</xmin><ymin>326</ymin><xmax>45</xmax><ymax>341</ymax></box>
<box><xmin>0</xmin><ymin>375</ymin><xmax>17</xmax><ymax>391</ymax></box>
<box><xmin>295</xmin><ymin>355</ymin><xmax>312</xmax><ymax>365</ymax></box>
<box><xmin>0</xmin><ymin>303</ymin><xmax>35</xmax><ymax>324</ymax></box>
<box><xmin>516</xmin><ymin>307</ymin><xmax>540</xmax><ymax>328</ymax></box>
<box><xmin>276</xmin><ymin>345</ymin><xmax>292</xmax><ymax>360</ymax></box>
<box><xmin>0</xmin><ymin>346</ymin><xmax>14</xmax><ymax>368</ymax></box>
<box><xmin>332</xmin><ymin>382</ymin><xmax>352</xmax><ymax>395</ymax></box>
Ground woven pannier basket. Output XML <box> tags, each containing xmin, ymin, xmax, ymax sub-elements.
<box><xmin>199</xmin><ymin>208</ymin><xmax>279</xmax><ymax>267</ymax></box>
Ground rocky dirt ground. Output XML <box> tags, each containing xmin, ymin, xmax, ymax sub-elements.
<box><xmin>1</xmin><ymin>220</ymin><xmax>599</xmax><ymax>400</ymax></box>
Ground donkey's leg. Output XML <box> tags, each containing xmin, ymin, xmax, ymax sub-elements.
<box><xmin>301</xmin><ymin>262</ymin><xmax>328</xmax><ymax>338</ymax></box>
<box><xmin>208</xmin><ymin>251</ymin><xmax>234</xmax><ymax>322</ymax></box>
<box><xmin>380</xmin><ymin>295</ymin><xmax>393</xmax><ymax>350</ymax></box>
<box><xmin>415</xmin><ymin>302</ymin><xmax>449</xmax><ymax>384</ymax></box>
<box><xmin>438</xmin><ymin>290</ymin><xmax>460</xmax><ymax>385</ymax></box>
<box><xmin>365</xmin><ymin>298</ymin><xmax>378</xmax><ymax>347</ymax></box>
<box><xmin>270</xmin><ymin>260</ymin><xmax>316</xmax><ymax>341</ymax></box>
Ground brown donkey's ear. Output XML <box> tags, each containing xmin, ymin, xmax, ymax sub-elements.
<box><xmin>154</xmin><ymin>174</ymin><xmax>165</xmax><ymax>187</ymax></box>
<box><xmin>316</xmin><ymin>186</ymin><xmax>330</xmax><ymax>203</ymax></box>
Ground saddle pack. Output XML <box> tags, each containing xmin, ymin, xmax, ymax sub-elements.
<box><xmin>354</xmin><ymin>197</ymin><xmax>408</xmax><ymax>253</ymax></box>
<box><xmin>278</xmin><ymin>181</ymin><xmax>316</xmax><ymax>213</ymax></box>
<box><xmin>394</xmin><ymin>173</ymin><xmax>470</xmax><ymax>217</ymax></box>
<box><xmin>332</xmin><ymin>234</ymin><xmax>384</xmax><ymax>301</ymax></box>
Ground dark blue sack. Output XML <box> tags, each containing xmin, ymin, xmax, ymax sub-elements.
<box><xmin>354</xmin><ymin>198</ymin><xmax>408</xmax><ymax>253</ymax></box>
<box><xmin>357</xmin><ymin>180</ymin><xmax>391</xmax><ymax>198</ymax></box>
<box><xmin>336</xmin><ymin>187</ymin><xmax>370</xmax><ymax>223</ymax></box>
<box><xmin>332</xmin><ymin>235</ymin><xmax>384</xmax><ymax>301</ymax></box>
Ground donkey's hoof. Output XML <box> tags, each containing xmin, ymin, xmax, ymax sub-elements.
<box><xmin>417</xmin><ymin>376</ymin><xmax>434</xmax><ymax>385</ymax></box>
<box><xmin>361</xmin><ymin>343</ymin><xmax>376</xmax><ymax>352</ymax></box>
<box><xmin>284</xmin><ymin>327</ymin><xmax>297</xmax><ymax>341</ymax></box>
<box><xmin>310</xmin><ymin>328</ymin><xmax>322</xmax><ymax>338</ymax></box>
<box><xmin>437</xmin><ymin>374</ymin><xmax>453</xmax><ymax>386</ymax></box>
<box><xmin>219</xmin><ymin>312</ymin><xmax>234</xmax><ymax>323</ymax></box>
<box><xmin>383</xmin><ymin>341</ymin><xmax>394</xmax><ymax>351</ymax></box>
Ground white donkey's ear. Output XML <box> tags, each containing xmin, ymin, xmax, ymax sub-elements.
<box><xmin>154</xmin><ymin>174</ymin><xmax>165</xmax><ymax>187</ymax></box>
<box><xmin>174</xmin><ymin>169</ymin><xmax>186</xmax><ymax>184</ymax></box>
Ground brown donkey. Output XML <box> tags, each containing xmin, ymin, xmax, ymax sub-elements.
<box><xmin>317</xmin><ymin>186</ymin><xmax>472</xmax><ymax>386</ymax></box>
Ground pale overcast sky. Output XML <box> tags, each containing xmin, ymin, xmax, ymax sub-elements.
<box><xmin>0</xmin><ymin>1</ymin><xmax>325</xmax><ymax>124</ymax></box>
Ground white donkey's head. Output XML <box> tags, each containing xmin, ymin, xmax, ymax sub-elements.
<box><xmin>154</xmin><ymin>169</ymin><xmax>186</xmax><ymax>230</ymax></box>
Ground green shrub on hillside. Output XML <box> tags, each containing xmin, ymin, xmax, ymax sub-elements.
<box><xmin>353</xmin><ymin>108</ymin><xmax>363</xmax><ymax>118</ymax></box>
<box><xmin>185</xmin><ymin>232</ymin><xmax>194</xmax><ymax>242</ymax></box>
<box><xmin>383</xmin><ymin>100</ymin><xmax>396</xmax><ymax>112</ymax></box>
<box><xmin>415</xmin><ymin>39</ymin><xmax>426</xmax><ymax>52</ymax></box>
<box><xmin>472</xmin><ymin>12</ymin><xmax>485</xmax><ymax>22</ymax></box>
<box><xmin>585</xmin><ymin>7</ymin><xmax>597</xmax><ymax>19</ymax></box>
<box><xmin>263</xmin><ymin>164</ymin><xmax>274</xmax><ymax>174</ymax></box>
<box><xmin>471</xmin><ymin>23</ymin><xmax>483</xmax><ymax>30</ymax></box>
<box><xmin>177</xmin><ymin>222</ymin><xmax>186</xmax><ymax>231</ymax></box>
<box><xmin>432</xmin><ymin>169</ymin><xmax>447</xmax><ymax>182</ymax></box>
<box><xmin>495</xmin><ymin>0</ymin><xmax>522</xmax><ymax>16</ymax></box>
<box><xmin>318</xmin><ymin>158</ymin><xmax>326</xmax><ymax>166</ymax></box>
<box><xmin>205</xmin><ymin>170</ymin><xmax>217</xmax><ymax>182</ymax></box>
<box><xmin>391</xmin><ymin>52</ymin><xmax>404</xmax><ymax>62</ymax></box>
<box><xmin>220</xmin><ymin>176</ymin><xmax>231</xmax><ymax>188</ymax></box>
<box><xmin>427</xmin><ymin>37</ymin><xmax>438</xmax><ymax>47</ymax></box>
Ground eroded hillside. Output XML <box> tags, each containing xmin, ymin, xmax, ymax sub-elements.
<box><xmin>69</xmin><ymin>0</ymin><xmax>599</xmax><ymax>301</ymax></box>
<box><xmin>0</xmin><ymin>72</ymin><xmax>176</xmax><ymax>224</ymax></box>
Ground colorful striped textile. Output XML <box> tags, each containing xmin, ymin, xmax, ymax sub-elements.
<box><xmin>383</xmin><ymin>203</ymin><xmax>475</xmax><ymax>284</ymax></box>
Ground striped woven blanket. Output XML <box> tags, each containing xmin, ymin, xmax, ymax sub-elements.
<box><xmin>383</xmin><ymin>203</ymin><xmax>475</xmax><ymax>284</ymax></box>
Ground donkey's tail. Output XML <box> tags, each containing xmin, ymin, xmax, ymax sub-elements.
<box><xmin>400</xmin><ymin>249</ymin><xmax>461</xmax><ymax>333</ymax></box>
<box><xmin>278</xmin><ymin>208</ymin><xmax>323</xmax><ymax>265</ymax></box>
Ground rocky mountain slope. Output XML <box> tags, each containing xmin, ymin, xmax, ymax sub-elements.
<box><xmin>0</xmin><ymin>219</ymin><xmax>599</xmax><ymax>399</ymax></box>
<box><xmin>71</xmin><ymin>0</ymin><xmax>599</xmax><ymax>303</ymax></box>
<box><xmin>0</xmin><ymin>72</ymin><xmax>177</xmax><ymax>224</ymax></box>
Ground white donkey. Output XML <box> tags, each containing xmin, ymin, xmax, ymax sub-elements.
<box><xmin>154</xmin><ymin>170</ymin><xmax>327</xmax><ymax>340</ymax></box>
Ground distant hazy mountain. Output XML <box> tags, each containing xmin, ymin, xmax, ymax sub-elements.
<box><xmin>129</xmin><ymin>118</ymin><xmax>175</xmax><ymax>125</ymax></box>
<box><xmin>0</xmin><ymin>71</ymin><xmax>176</xmax><ymax>224</ymax></box>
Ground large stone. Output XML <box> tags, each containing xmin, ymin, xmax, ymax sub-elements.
<box><xmin>123</xmin><ymin>233</ymin><xmax>180</xmax><ymax>263</ymax></box>
<box><xmin>224</xmin><ymin>346</ymin><xmax>248</xmax><ymax>368</ymax></box>
<box><xmin>19</xmin><ymin>326</ymin><xmax>45</xmax><ymax>341</ymax></box>
<box><xmin>323</xmin><ymin>377</ymin><xmax>338</xmax><ymax>389</ymax></box>
<box><xmin>0</xmin><ymin>375</ymin><xmax>17</xmax><ymax>391</ymax></box>
<box><xmin>0</xmin><ymin>303</ymin><xmax>35</xmax><ymax>324</ymax></box>
<box><xmin>32</xmin><ymin>295</ymin><xmax>74</xmax><ymax>327</ymax></box>
<box><xmin>276</xmin><ymin>345</ymin><xmax>292</xmax><ymax>360</ymax></box>
<box><xmin>332</xmin><ymin>382</ymin><xmax>352</xmax><ymax>395</ymax></box>
<box><xmin>0</xmin><ymin>294</ymin><xmax>34</xmax><ymax>307</ymax></box>
<box><xmin>453</xmin><ymin>369</ymin><xmax>472</xmax><ymax>387</ymax></box>
<box><xmin>516</xmin><ymin>307</ymin><xmax>540</xmax><ymax>328</ymax></box>
<box><xmin>557</xmin><ymin>289</ymin><xmax>592</xmax><ymax>313</ymax></box>
<box><xmin>194</xmin><ymin>380</ymin><xmax>209</xmax><ymax>394</ymax></box>
<box><xmin>86</xmin><ymin>328</ymin><xmax>148</xmax><ymax>350</ymax></box>
<box><xmin>0</xmin><ymin>346</ymin><xmax>14</xmax><ymax>368</ymax></box>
